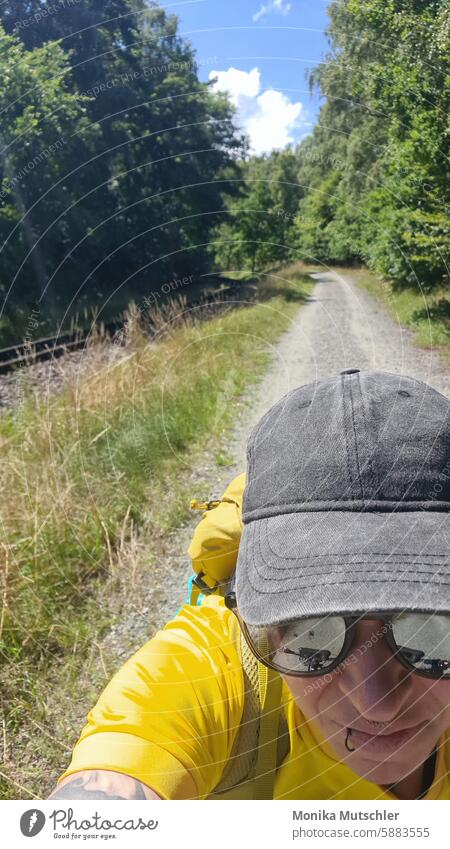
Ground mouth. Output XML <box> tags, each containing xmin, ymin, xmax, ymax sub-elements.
<box><xmin>340</xmin><ymin>720</ymin><xmax>430</xmax><ymax>757</ymax></box>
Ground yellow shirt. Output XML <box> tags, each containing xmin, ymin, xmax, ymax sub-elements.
<box><xmin>58</xmin><ymin>595</ymin><xmax>450</xmax><ymax>800</ymax></box>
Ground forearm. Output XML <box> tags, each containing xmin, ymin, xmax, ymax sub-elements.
<box><xmin>47</xmin><ymin>769</ymin><xmax>162</xmax><ymax>800</ymax></box>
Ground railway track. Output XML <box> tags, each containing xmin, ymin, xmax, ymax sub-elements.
<box><xmin>0</xmin><ymin>281</ymin><xmax>248</xmax><ymax>375</ymax></box>
<box><xmin>0</xmin><ymin>320</ymin><xmax>125</xmax><ymax>375</ymax></box>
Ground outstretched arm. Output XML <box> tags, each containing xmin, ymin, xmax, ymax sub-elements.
<box><xmin>47</xmin><ymin>769</ymin><xmax>162</xmax><ymax>800</ymax></box>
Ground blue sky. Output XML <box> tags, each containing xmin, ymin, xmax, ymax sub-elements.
<box><xmin>162</xmin><ymin>0</ymin><xmax>331</xmax><ymax>154</ymax></box>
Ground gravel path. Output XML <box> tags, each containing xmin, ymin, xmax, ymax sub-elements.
<box><xmin>225</xmin><ymin>269</ymin><xmax>450</xmax><ymax>478</ymax></box>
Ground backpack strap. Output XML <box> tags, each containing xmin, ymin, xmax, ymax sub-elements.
<box><xmin>252</xmin><ymin>661</ymin><xmax>283</xmax><ymax>799</ymax></box>
<box><xmin>209</xmin><ymin>628</ymin><xmax>261</xmax><ymax>796</ymax></box>
<box><xmin>208</xmin><ymin>612</ymin><xmax>290</xmax><ymax>799</ymax></box>
<box><xmin>187</xmin><ymin>474</ymin><xmax>290</xmax><ymax>797</ymax></box>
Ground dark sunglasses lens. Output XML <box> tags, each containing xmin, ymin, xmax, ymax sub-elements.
<box><xmin>391</xmin><ymin>613</ymin><xmax>450</xmax><ymax>677</ymax></box>
<box><xmin>246</xmin><ymin>616</ymin><xmax>347</xmax><ymax>674</ymax></box>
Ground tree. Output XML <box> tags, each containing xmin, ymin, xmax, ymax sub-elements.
<box><xmin>0</xmin><ymin>2</ymin><xmax>245</xmax><ymax>341</ymax></box>
<box><xmin>295</xmin><ymin>0</ymin><xmax>450</xmax><ymax>287</ymax></box>
<box><xmin>211</xmin><ymin>148</ymin><xmax>302</xmax><ymax>272</ymax></box>
<box><xmin>0</xmin><ymin>25</ymin><xmax>101</xmax><ymax>341</ymax></box>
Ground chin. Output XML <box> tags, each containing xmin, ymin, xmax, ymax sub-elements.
<box><xmin>349</xmin><ymin>753</ymin><xmax>420</xmax><ymax>786</ymax></box>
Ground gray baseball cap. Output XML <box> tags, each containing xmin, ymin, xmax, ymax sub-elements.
<box><xmin>235</xmin><ymin>370</ymin><xmax>450</xmax><ymax>626</ymax></box>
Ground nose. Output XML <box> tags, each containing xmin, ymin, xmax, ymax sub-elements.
<box><xmin>336</xmin><ymin>620</ymin><xmax>413</xmax><ymax>720</ymax></box>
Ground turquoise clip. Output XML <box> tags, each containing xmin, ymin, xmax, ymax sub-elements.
<box><xmin>175</xmin><ymin>574</ymin><xmax>204</xmax><ymax>616</ymax></box>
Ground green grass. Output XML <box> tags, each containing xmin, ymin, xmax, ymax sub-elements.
<box><xmin>215</xmin><ymin>450</ymin><xmax>235</xmax><ymax>466</ymax></box>
<box><xmin>346</xmin><ymin>267</ymin><xmax>450</xmax><ymax>359</ymax></box>
<box><xmin>0</xmin><ymin>266</ymin><xmax>314</xmax><ymax>799</ymax></box>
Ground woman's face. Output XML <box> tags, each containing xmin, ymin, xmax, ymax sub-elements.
<box><xmin>282</xmin><ymin>618</ymin><xmax>450</xmax><ymax>787</ymax></box>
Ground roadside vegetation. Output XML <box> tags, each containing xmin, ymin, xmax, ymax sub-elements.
<box><xmin>0</xmin><ymin>265</ymin><xmax>313</xmax><ymax>800</ymax></box>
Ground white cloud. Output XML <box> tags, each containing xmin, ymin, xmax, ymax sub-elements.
<box><xmin>209</xmin><ymin>66</ymin><xmax>303</xmax><ymax>155</ymax></box>
<box><xmin>253</xmin><ymin>0</ymin><xmax>292</xmax><ymax>23</ymax></box>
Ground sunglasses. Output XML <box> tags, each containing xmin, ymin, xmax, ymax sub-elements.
<box><xmin>224</xmin><ymin>592</ymin><xmax>450</xmax><ymax>679</ymax></box>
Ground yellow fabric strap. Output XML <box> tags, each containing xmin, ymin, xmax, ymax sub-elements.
<box><xmin>252</xmin><ymin>662</ymin><xmax>283</xmax><ymax>799</ymax></box>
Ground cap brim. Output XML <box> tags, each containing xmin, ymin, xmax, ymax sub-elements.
<box><xmin>235</xmin><ymin>510</ymin><xmax>450</xmax><ymax>625</ymax></box>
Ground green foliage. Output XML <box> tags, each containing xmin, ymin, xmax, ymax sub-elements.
<box><xmin>298</xmin><ymin>0</ymin><xmax>450</xmax><ymax>288</ymax></box>
<box><xmin>212</xmin><ymin>0</ymin><xmax>449</xmax><ymax>291</ymax></box>
<box><xmin>0</xmin><ymin>28</ymin><xmax>101</xmax><ymax>330</ymax></box>
<box><xmin>210</xmin><ymin>148</ymin><xmax>302</xmax><ymax>272</ymax></box>
<box><xmin>0</xmin><ymin>2</ymin><xmax>245</xmax><ymax>343</ymax></box>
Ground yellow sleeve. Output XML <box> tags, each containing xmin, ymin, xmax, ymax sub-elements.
<box><xmin>57</xmin><ymin>597</ymin><xmax>244</xmax><ymax>799</ymax></box>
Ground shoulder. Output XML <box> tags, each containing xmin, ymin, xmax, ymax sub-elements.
<box><xmin>93</xmin><ymin>595</ymin><xmax>243</xmax><ymax>704</ymax></box>
<box><xmin>158</xmin><ymin>594</ymin><xmax>238</xmax><ymax>653</ymax></box>
<box><xmin>57</xmin><ymin>599</ymin><xmax>245</xmax><ymax>799</ymax></box>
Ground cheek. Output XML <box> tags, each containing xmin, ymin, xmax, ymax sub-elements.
<box><xmin>282</xmin><ymin>672</ymin><xmax>335</xmax><ymax>712</ymax></box>
<box><xmin>395</xmin><ymin>676</ymin><xmax>450</xmax><ymax>724</ymax></box>
<box><xmin>423</xmin><ymin>679</ymin><xmax>450</xmax><ymax>714</ymax></box>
